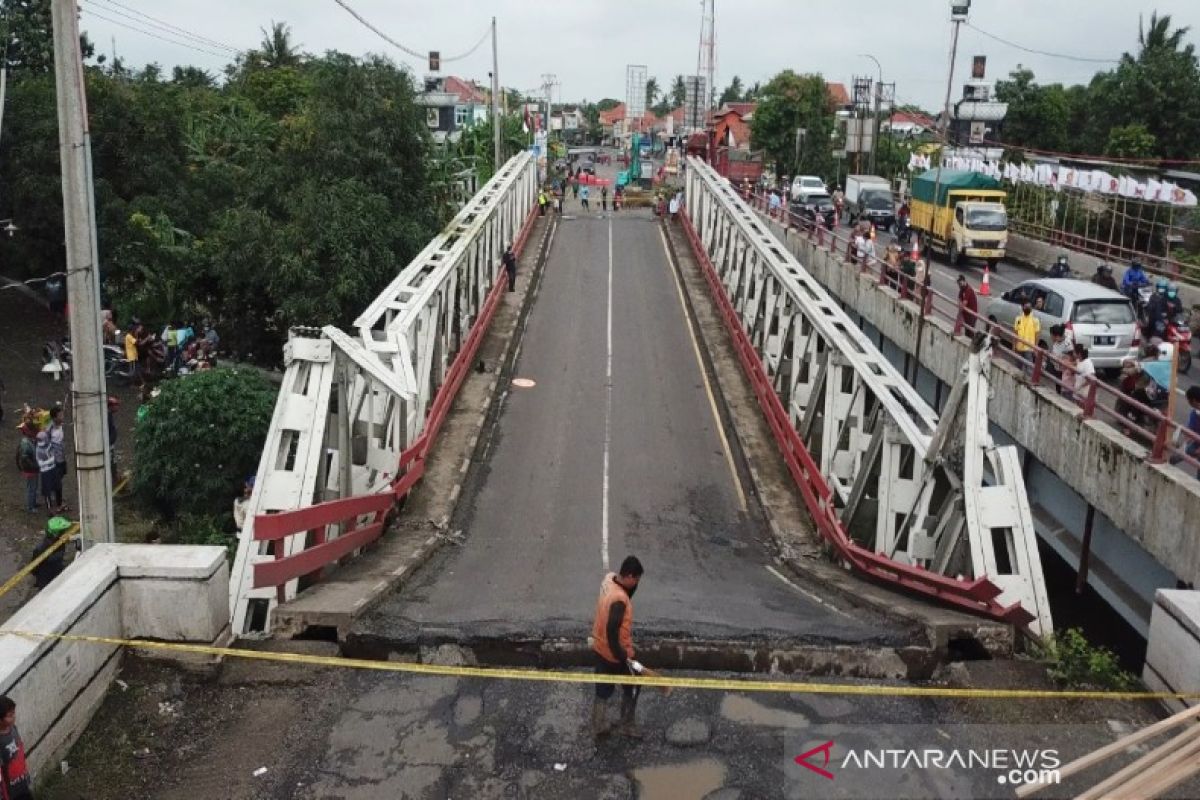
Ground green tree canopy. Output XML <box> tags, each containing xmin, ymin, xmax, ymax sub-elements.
<box><xmin>670</xmin><ymin>74</ymin><xmax>687</xmax><ymax>108</ymax></box>
<box><xmin>133</xmin><ymin>368</ymin><xmax>278</xmax><ymax>519</ymax></box>
<box><xmin>719</xmin><ymin>75</ymin><xmax>745</xmax><ymax>105</ymax></box>
<box><xmin>750</xmin><ymin>70</ymin><xmax>836</xmax><ymax>180</ymax></box>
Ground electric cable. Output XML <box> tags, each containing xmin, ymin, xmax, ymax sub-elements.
<box><xmin>88</xmin><ymin>0</ymin><xmax>240</xmax><ymax>54</ymax></box>
<box><xmin>965</xmin><ymin>23</ymin><xmax>1121</xmax><ymax>65</ymax></box>
<box><xmin>79</xmin><ymin>6</ymin><xmax>233</xmax><ymax>61</ymax></box>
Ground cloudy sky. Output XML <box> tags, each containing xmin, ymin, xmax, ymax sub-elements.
<box><xmin>79</xmin><ymin>0</ymin><xmax>1200</xmax><ymax>111</ymax></box>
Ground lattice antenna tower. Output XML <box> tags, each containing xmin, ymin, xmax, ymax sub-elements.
<box><xmin>625</xmin><ymin>64</ymin><xmax>648</xmax><ymax>133</ymax></box>
<box><xmin>696</xmin><ymin>0</ymin><xmax>716</xmax><ymax>111</ymax></box>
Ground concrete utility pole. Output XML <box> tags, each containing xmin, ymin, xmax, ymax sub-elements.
<box><xmin>941</xmin><ymin>2</ymin><xmax>969</xmax><ymax>136</ymax></box>
<box><xmin>51</xmin><ymin>0</ymin><xmax>115</xmax><ymax>545</ymax></box>
<box><xmin>490</xmin><ymin>17</ymin><xmax>501</xmax><ymax>170</ymax></box>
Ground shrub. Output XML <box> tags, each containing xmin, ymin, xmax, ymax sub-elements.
<box><xmin>1041</xmin><ymin>628</ymin><xmax>1137</xmax><ymax>691</ymax></box>
<box><xmin>133</xmin><ymin>368</ymin><xmax>276</xmax><ymax>519</ymax></box>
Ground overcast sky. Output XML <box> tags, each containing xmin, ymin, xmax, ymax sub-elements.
<box><xmin>79</xmin><ymin>0</ymin><xmax>1200</xmax><ymax>111</ymax></box>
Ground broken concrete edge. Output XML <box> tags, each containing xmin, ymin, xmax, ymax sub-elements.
<box><xmin>342</xmin><ymin>631</ymin><xmax>940</xmax><ymax>681</ymax></box>
<box><xmin>271</xmin><ymin>215</ymin><xmax>560</xmax><ymax>640</ymax></box>
<box><xmin>658</xmin><ymin>218</ymin><xmax>1015</xmax><ymax>661</ymax></box>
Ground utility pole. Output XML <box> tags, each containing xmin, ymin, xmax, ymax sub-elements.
<box><xmin>859</xmin><ymin>55</ymin><xmax>882</xmax><ymax>175</ymax></box>
<box><xmin>941</xmin><ymin>1</ymin><xmax>969</xmax><ymax>137</ymax></box>
<box><xmin>491</xmin><ymin>17</ymin><xmax>501</xmax><ymax>170</ymax></box>
<box><xmin>51</xmin><ymin>0</ymin><xmax>115</xmax><ymax>545</ymax></box>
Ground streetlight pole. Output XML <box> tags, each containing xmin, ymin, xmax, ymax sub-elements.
<box><xmin>50</xmin><ymin>0</ymin><xmax>115</xmax><ymax>546</ymax></box>
<box><xmin>859</xmin><ymin>54</ymin><xmax>882</xmax><ymax>175</ymax></box>
<box><xmin>942</xmin><ymin>1</ymin><xmax>970</xmax><ymax>137</ymax></box>
<box><xmin>490</xmin><ymin>17</ymin><xmax>501</xmax><ymax>171</ymax></box>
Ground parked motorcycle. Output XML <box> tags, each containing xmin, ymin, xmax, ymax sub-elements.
<box><xmin>42</xmin><ymin>336</ymin><xmax>137</xmax><ymax>381</ymax></box>
<box><xmin>1165</xmin><ymin>315</ymin><xmax>1193</xmax><ymax>374</ymax></box>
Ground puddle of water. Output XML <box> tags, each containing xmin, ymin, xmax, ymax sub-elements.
<box><xmin>631</xmin><ymin>758</ymin><xmax>727</xmax><ymax>800</ymax></box>
<box><xmin>720</xmin><ymin>694</ymin><xmax>809</xmax><ymax>728</ymax></box>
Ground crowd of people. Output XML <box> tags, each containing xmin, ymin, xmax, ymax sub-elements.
<box><xmin>103</xmin><ymin>311</ymin><xmax>221</xmax><ymax>384</ymax></box>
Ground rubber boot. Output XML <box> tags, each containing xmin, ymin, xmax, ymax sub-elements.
<box><xmin>591</xmin><ymin>698</ymin><xmax>611</xmax><ymax>738</ymax></box>
<box><xmin>617</xmin><ymin>695</ymin><xmax>643</xmax><ymax>739</ymax></box>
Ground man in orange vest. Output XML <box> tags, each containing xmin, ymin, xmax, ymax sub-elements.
<box><xmin>590</xmin><ymin>555</ymin><xmax>646</xmax><ymax>738</ymax></box>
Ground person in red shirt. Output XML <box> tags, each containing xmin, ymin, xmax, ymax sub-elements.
<box><xmin>957</xmin><ymin>275</ymin><xmax>979</xmax><ymax>335</ymax></box>
<box><xmin>0</xmin><ymin>696</ymin><xmax>33</xmax><ymax>800</ymax></box>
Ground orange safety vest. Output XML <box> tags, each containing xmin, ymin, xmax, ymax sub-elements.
<box><xmin>591</xmin><ymin>573</ymin><xmax>634</xmax><ymax>664</ymax></box>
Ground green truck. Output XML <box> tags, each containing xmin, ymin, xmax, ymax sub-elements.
<box><xmin>910</xmin><ymin>170</ymin><xmax>1008</xmax><ymax>268</ymax></box>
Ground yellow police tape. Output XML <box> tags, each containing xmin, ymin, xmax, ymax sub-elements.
<box><xmin>0</xmin><ymin>522</ymin><xmax>79</xmax><ymax>600</ymax></box>
<box><xmin>3</xmin><ymin>628</ymin><xmax>1198</xmax><ymax>702</ymax></box>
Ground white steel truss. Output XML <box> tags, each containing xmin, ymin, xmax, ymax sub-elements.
<box><xmin>229</xmin><ymin>152</ymin><xmax>538</xmax><ymax>637</ymax></box>
<box><xmin>685</xmin><ymin>156</ymin><xmax>1052</xmax><ymax>637</ymax></box>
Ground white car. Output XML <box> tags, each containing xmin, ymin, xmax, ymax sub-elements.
<box><xmin>791</xmin><ymin>175</ymin><xmax>827</xmax><ymax>197</ymax></box>
<box><xmin>984</xmin><ymin>279</ymin><xmax>1140</xmax><ymax>369</ymax></box>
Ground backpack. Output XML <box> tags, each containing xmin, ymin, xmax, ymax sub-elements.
<box><xmin>16</xmin><ymin>437</ymin><xmax>37</xmax><ymax>473</ymax></box>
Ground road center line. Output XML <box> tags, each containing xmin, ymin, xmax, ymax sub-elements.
<box><xmin>602</xmin><ymin>218</ymin><xmax>613</xmax><ymax>570</ymax></box>
<box><xmin>658</xmin><ymin>225</ymin><xmax>748</xmax><ymax>513</ymax></box>
<box><xmin>765</xmin><ymin>565</ymin><xmax>852</xmax><ymax>618</ymax></box>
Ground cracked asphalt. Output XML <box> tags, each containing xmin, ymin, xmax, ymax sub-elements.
<box><xmin>358</xmin><ymin>205</ymin><xmax>899</xmax><ymax>648</ymax></box>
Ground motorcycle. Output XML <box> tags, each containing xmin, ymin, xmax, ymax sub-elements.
<box><xmin>1165</xmin><ymin>315</ymin><xmax>1193</xmax><ymax>374</ymax></box>
<box><xmin>894</xmin><ymin>215</ymin><xmax>913</xmax><ymax>245</ymax></box>
<box><xmin>42</xmin><ymin>336</ymin><xmax>138</xmax><ymax>382</ymax></box>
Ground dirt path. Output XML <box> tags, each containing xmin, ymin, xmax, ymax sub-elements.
<box><xmin>0</xmin><ymin>285</ymin><xmax>141</xmax><ymax>619</ymax></box>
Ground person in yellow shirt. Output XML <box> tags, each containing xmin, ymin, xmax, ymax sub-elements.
<box><xmin>123</xmin><ymin>322</ymin><xmax>144</xmax><ymax>383</ymax></box>
<box><xmin>1013</xmin><ymin>302</ymin><xmax>1041</xmax><ymax>376</ymax></box>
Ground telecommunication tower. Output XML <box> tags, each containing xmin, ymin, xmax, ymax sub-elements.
<box><xmin>696</xmin><ymin>0</ymin><xmax>716</xmax><ymax>112</ymax></box>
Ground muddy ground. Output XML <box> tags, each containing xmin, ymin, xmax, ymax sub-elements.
<box><xmin>38</xmin><ymin>651</ymin><xmax>1195</xmax><ymax>800</ymax></box>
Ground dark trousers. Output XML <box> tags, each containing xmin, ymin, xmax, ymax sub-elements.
<box><xmin>41</xmin><ymin>468</ymin><xmax>62</xmax><ymax>508</ymax></box>
<box><xmin>505</xmin><ymin>265</ymin><xmax>516</xmax><ymax>292</ymax></box>
<box><xmin>602</xmin><ymin>198</ymin><xmax>608</xmax><ymax>211</ymax></box>
<box><xmin>594</xmin><ymin>654</ymin><xmax>636</xmax><ymax>701</ymax></box>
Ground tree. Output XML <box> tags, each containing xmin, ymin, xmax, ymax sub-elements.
<box><xmin>744</xmin><ymin>81</ymin><xmax>762</xmax><ymax>101</ymax></box>
<box><xmin>596</xmin><ymin>98</ymin><xmax>621</xmax><ymax>111</ymax></box>
<box><xmin>133</xmin><ymin>368</ymin><xmax>278</xmax><ymax>519</ymax></box>
<box><xmin>995</xmin><ymin>67</ymin><xmax>1070</xmax><ymax>151</ymax></box>
<box><xmin>254</xmin><ymin>21</ymin><xmax>302</xmax><ymax>69</ymax></box>
<box><xmin>750</xmin><ymin>70</ymin><xmax>836</xmax><ymax>179</ymax></box>
<box><xmin>645</xmin><ymin>76</ymin><xmax>660</xmax><ymax>108</ymax></box>
<box><xmin>1105</xmin><ymin>123</ymin><xmax>1157</xmax><ymax>158</ymax></box>
<box><xmin>719</xmin><ymin>75</ymin><xmax>745</xmax><ymax>105</ymax></box>
<box><xmin>670</xmin><ymin>74</ymin><xmax>687</xmax><ymax>108</ymax></box>
<box><xmin>0</xmin><ymin>0</ymin><xmax>94</xmax><ymax>77</ymax></box>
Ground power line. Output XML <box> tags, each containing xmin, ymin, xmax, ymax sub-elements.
<box><xmin>332</xmin><ymin>0</ymin><xmax>488</xmax><ymax>66</ymax></box>
<box><xmin>89</xmin><ymin>0</ymin><xmax>241</xmax><ymax>54</ymax></box>
<box><xmin>79</xmin><ymin>6</ymin><xmax>235</xmax><ymax>61</ymax></box>
<box><xmin>441</xmin><ymin>26</ymin><xmax>490</xmax><ymax>63</ymax></box>
<box><xmin>965</xmin><ymin>23</ymin><xmax>1120</xmax><ymax>65</ymax></box>
<box><xmin>331</xmin><ymin>0</ymin><xmax>427</xmax><ymax>60</ymax></box>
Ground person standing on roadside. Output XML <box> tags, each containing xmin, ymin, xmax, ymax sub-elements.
<box><xmin>48</xmin><ymin>407</ymin><xmax>67</xmax><ymax>506</ymax></box>
<box><xmin>15</xmin><ymin>423</ymin><xmax>39</xmax><ymax>513</ymax></box>
<box><xmin>580</xmin><ymin>184</ymin><xmax>590</xmax><ymax>211</ymax></box>
<box><xmin>35</xmin><ymin>431</ymin><xmax>61</xmax><ymax>512</ymax></box>
<box><xmin>1014</xmin><ymin>302</ymin><xmax>1041</xmax><ymax>377</ymax></box>
<box><xmin>601</xmin><ymin>185</ymin><xmax>608</xmax><ymax>212</ymax></box>
<box><xmin>502</xmin><ymin>245</ymin><xmax>517</xmax><ymax>292</ymax></box>
<box><xmin>956</xmin><ymin>275</ymin><xmax>978</xmax><ymax>334</ymax></box>
<box><xmin>0</xmin><ymin>696</ymin><xmax>33</xmax><ymax>800</ymax></box>
<box><xmin>590</xmin><ymin>556</ymin><xmax>647</xmax><ymax>739</ymax></box>
<box><xmin>31</xmin><ymin>517</ymin><xmax>72</xmax><ymax>590</ymax></box>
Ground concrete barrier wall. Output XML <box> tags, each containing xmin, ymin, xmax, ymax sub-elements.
<box><xmin>1007</xmin><ymin>232</ymin><xmax>1199</xmax><ymax>311</ymax></box>
<box><xmin>1143</xmin><ymin>589</ymin><xmax>1200</xmax><ymax>711</ymax></box>
<box><xmin>757</xmin><ymin>216</ymin><xmax>1200</xmax><ymax>591</ymax></box>
<box><xmin>0</xmin><ymin>544</ymin><xmax>228</xmax><ymax>778</ymax></box>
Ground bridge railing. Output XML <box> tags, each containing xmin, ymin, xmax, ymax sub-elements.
<box><xmin>229</xmin><ymin>153</ymin><xmax>539</xmax><ymax>636</ymax></box>
<box><xmin>688</xmin><ymin>158</ymin><xmax>1052</xmax><ymax>635</ymax></box>
<box><xmin>748</xmin><ymin>192</ymin><xmax>1200</xmax><ymax>476</ymax></box>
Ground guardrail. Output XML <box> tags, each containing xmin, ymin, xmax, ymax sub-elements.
<box><xmin>230</xmin><ymin>153</ymin><xmax>539</xmax><ymax>635</ymax></box>
<box><xmin>1008</xmin><ymin>217</ymin><xmax>1200</xmax><ymax>288</ymax></box>
<box><xmin>689</xmin><ymin>158</ymin><xmax>1052</xmax><ymax>633</ymax></box>
<box><xmin>747</xmin><ymin>191</ymin><xmax>1200</xmax><ymax>476</ymax></box>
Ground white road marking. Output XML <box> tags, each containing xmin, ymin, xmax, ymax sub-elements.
<box><xmin>602</xmin><ymin>218</ymin><xmax>613</xmax><ymax>570</ymax></box>
<box><xmin>765</xmin><ymin>565</ymin><xmax>853</xmax><ymax>618</ymax></box>
<box><xmin>659</xmin><ymin>225</ymin><xmax>748</xmax><ymax>512</ymax></box>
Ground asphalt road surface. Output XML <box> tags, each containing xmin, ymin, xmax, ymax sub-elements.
<box><xmin>360</xmin><ymin>204</ymin><xmax>895</xmax><ymax>646</ymax></box>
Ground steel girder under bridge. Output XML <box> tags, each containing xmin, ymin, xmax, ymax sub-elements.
<box><xmin>683</xmin><ymin>156</ymin><xmax>1052</xmax><ymax>637</ymax></box>
<box><xmin>229</xmin><ymin>152</ymin><xmax>538</xmax><ymax>637</ymax></box>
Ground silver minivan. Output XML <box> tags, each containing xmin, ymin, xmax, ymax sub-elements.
<box><xmin>985</xmin><ymin>278</ymin><xmax>1140</xmax><ymax>369</ymax></box>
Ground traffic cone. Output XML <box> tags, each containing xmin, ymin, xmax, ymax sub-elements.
<box><xmin>909</xmin><ymin>235</ymin><xmax>920</xmax><ymax>263</ymax></box>
<box><xmin>980</xmin><ymin>264</ymin><xmax>991</xmax><ymax>297</ymax></box>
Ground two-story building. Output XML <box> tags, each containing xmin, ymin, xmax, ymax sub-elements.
<box><xmin>418</xmin><ymin>75</ymin><xmax>491</xmax><ymax>144</ymax></box>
